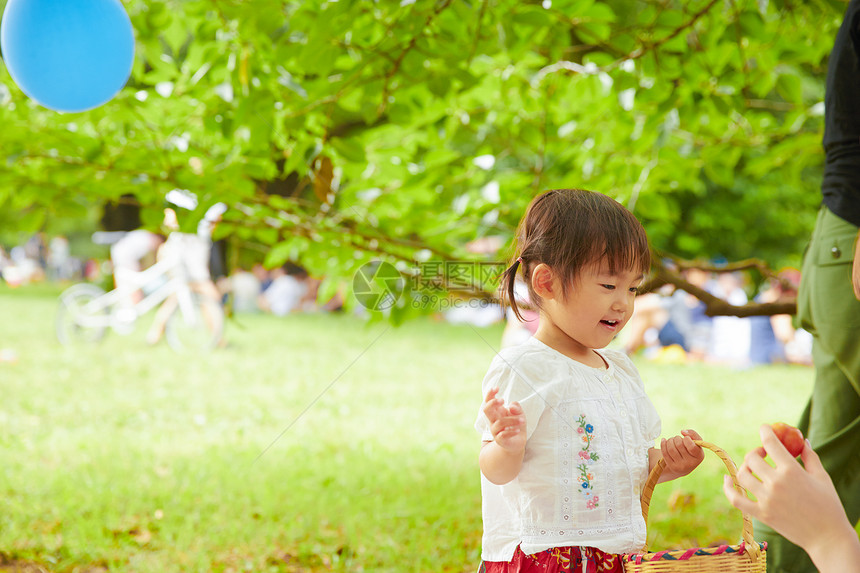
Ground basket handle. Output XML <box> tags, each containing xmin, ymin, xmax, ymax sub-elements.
<box><xmin>639</xmin><ymin>440</ymin><xmax>761</xmax><ymax>561</ymax></box>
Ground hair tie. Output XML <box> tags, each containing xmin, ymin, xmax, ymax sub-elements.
<box><xmin>516</xmin><ymin>257</ymin><xmax>523</xmax><ymax>264</ymax></box>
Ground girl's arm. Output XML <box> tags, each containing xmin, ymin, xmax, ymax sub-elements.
<box><xmin>479</xmin><ymin>387</ymin><xmax>527</xmax><ymax>485</ymax></box>
<box><xmin>648</xmin><ymin>429</ymin><xmax>704</xmax><ymax>483</ymax></box>
<box><xmin>480</xmin><ymin>440</ymin><xmax>525</xmax><ymax>485</ymax></box>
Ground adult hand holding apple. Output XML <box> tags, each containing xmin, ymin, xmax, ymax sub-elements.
<box><xmin>723</xmin><ymin>424</ymin><xmax>860</xmax><ymax>573</ymax></box>
<box><xmin>770</xmin><ymin>422</ymin><xmax>805</xmax><ymax>458</ymax></box>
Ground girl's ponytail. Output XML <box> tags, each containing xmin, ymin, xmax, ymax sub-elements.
<box><xmin>500</xmin><ymin>255</ymin><xmax>525</xmax><ymax>323</ymax></box>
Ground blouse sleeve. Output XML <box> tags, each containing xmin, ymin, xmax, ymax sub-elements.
<box><xmin>637</xmin><ymin>391</ymin><xmax>662</xmax><ymax>443</ymax></box>
<box><xmin>611</xmin><ymin>350</ymin><xmax>662</xmax><ymax>442</ymax></box>
<box><xmin>475</xmin><ymin>352</ymin><xmax>549</xmax><ymax>442</ymax></box>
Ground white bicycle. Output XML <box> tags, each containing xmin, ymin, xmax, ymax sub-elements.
<box><xmin>56</xmin><ymin>248</ymin><xmax>224</xmax><ymax>351</ymax></box>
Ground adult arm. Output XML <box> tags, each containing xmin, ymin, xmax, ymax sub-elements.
<box><xmin>723</xmin><ymin>424</ymin><xmax>860</xmax><ymax>573</ymax></box>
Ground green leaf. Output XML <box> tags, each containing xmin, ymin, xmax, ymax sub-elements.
<box><xmin>298</xmin><ymin>33</ymin><xmax>340</xmax><ymax>77</ymax></box>
<box><xmin>579</xmin><ymin>21</ymin><xmax>611</xmax><ymax>42</ymax></box>
<box><xmin>515</xmin><ymin>6</ymin><xmax>553</xmax><ymax>28</ymax></box>
<box><xmin>330</xmin><ymin>137</ymin><xmax>367</xmax><ymax>163</ymax></box>
<box><xmin>264</xmin><ymin>240</ymin><xmax>295</xmax><ymax>269</ymax></box>
<box><xmin>583</xmin><ymin>2</ymin><xmax>616</xmax><ymax>23</ymax></box>
<box><xmin>776</xmin><ymin>73</ymin><xmax>802</xmax><ymax>104</ymax></box>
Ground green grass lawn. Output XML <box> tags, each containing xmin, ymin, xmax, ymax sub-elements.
<box><xmin>0</xmin><ymin>284</ymin><xmax>816</xmax><ymax>572</ymax></box>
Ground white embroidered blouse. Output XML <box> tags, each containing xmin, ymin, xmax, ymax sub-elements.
<box><xmin>475</xmin><ymin>337</ymin><xmax>662</xmax><ymax>561</ymax></box>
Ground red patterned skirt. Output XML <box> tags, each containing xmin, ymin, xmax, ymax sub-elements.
<box><xmin>481</xmin><ymin>545</ymin><xmax>623</xmax><ymax>573</ymax></box>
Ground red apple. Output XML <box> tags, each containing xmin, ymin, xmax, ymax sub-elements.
<box><xmin>771</xmin><ymin>422</ymin><xmax>805</xmax><ymax>457</ymax></box>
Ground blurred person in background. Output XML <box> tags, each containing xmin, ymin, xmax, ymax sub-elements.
<box><xmin>749</xmin><ymin>269</ymin><xmax>809</xmax><ymax>366</ymax></box>
<box><xmin>110</xmin><ymin>229</ymin><xmax>164</xmax><ymax>303</ymax></box>
<box><xmin>258</xmin><ymin>263</ymin><xmax>315</xmax><ymax>316</ymax></box>
<box><xmin>24</xmin><ymin>233</ymin><xmax>47</xmax><ymax>275</ymax></box>
<box><xmin>7</xmin><ymin>240</ymin><xmax>44</xmax><ymax>286</ymax></box>
<box><xmin>47</xmin><ymin>235</ymin><xmax>75</xmax><ymax>281</ymax></box>
<box><xmin>146</xmin><ymin>195</ymin><xmax>226</xmax><ymax>345</ymax></box>
<box><xmin>252</xmin><ymin>263</ymin><xmax>273</xmax><ymax>293</ymax></box>
<box><xmin>708</xmin><ymin>272</ymin><xmax>751</xmax><ymax>367</ymax></box>
<box><xmin>622</xmin><ymin>283</ymin><xmax>691</xmax><ymax>359</ymax></box>
<box><xmin>682</xmin><ymin>268</ymin><xmax>716</xmax><ymax>361</ymax></box>
<box><xmin>225</xmin><ymin>267</ymin><xmax>263</xmax><ymax>313</ymax></box>
<box><xmin>0</xmin><ymin>245</ymin><xmax>9</xmax><ymax>283</ymax></box>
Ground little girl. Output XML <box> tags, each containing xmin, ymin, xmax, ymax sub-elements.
<box><xmin>475</xmin><ymin>189</ymin><xmax>704</xmax><ymax>573</ymax></box>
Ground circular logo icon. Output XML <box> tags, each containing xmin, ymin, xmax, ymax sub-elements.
<box><xmin>352</xmin><ymin>260</ymin><xmax>405</xmax><ymax>311</ymax></box>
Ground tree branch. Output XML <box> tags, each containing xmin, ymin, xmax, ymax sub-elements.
<box><xmin>379</xmin><ymin>0</ymin><xmax>453</xmax><ymax>115</ymax></box>
<box><xmin>535</xmin><ymin>0</ymin><xmax>723</xmax><ymax>84</ymax></box>
<box><xmin>642</xmin><ymin>256</ymin><xmax>797</xmax><ymax>317</ymax></box>
<box><xmin>623</xmin><ymin>0</ymin><xmax>721</xmax><ymax>63</ymax></box>
<box><xmin>468</xmin><ymin>0</ymin><xmax>490</xmax><ymax>65</ymax></box>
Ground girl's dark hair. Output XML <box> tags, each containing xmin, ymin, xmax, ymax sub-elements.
<box><xmin>500</xmin><ymin>188</ymin><xmax>650</xmax><ymax>322</ymax></box>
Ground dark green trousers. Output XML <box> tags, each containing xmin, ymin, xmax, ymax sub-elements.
<box><xmin>756</xmin><ymin>206</ymin><xmax>860</xmax><ymax>573</ymax></box>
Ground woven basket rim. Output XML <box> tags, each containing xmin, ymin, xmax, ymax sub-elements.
<box><xmin>635</xmin><ymin>440</ymin><xmax>765</xmax><ymax>564</ymax></box>
<box><xmin>624</xmin><ymin>541</ymin><xmax>767</xmax><ymax>563</ymax></box>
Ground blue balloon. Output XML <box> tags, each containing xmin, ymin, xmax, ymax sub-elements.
<box><xmin>1</xmin><ymin>0</ymin><xmax>135</xmax><ymax>113</ymax></box>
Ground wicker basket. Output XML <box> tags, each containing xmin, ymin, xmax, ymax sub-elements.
<box><xmin>623</xmin><ymin>440</ymin><xmax>766</xmax><ymax>572</ymax></box>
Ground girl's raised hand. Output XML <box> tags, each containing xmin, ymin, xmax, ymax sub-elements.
<box><xmin>482</xmin><ymin>387</ymin><xmax>527</xmax><ymax>453</ymax></box>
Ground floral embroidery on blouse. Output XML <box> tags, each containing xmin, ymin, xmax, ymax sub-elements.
<box><xmin>576</xmin><ymin>414</ymin><xmax>600</xmax><ymax>508</ymax></box>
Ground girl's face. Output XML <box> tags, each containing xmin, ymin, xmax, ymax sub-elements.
<box><xmin>534</xmin><ymin>260</ymin><xmax>644</xmax><ymax>360</ymax></box>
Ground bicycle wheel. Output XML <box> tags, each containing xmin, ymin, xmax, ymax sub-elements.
<box><xmin>165</xmin><ymin>292</ymin><xmax>224</xmax><ymax>352</ymax></box>
<box><xmin>56</xmin><ymin>283</ymin><xmax>109</xmax><ymax>344</ymax></box>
